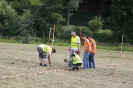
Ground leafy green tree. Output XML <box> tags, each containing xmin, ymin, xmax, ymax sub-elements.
<box><xmin>28</xmin><ymin>0</ymin><xmax>65</xmax><ymax>37</ymax></box>
<box><xmin>66</xmin><ymin>0</ymin><xmax>83</xmax><ymax>27</ymax></box>
<box><xmin>88</xmin><ymin>16</ymin><xmax>104</xmax><ymax>32</ymax></box>
<box><xmin>108</xmin><ymin>0</ymin><xmax>133</xmax><ymax>44</ymax></box>
<box><xmin>6</xmin><ymin>0</ymin><xmax>65</xmax><ymax>38</ymax></box>
<box><xmin>29</xmin><ymin>0</ymin><xmax>42</xmax><ymax>6</ymax></box>
<box><xmin>0</xmin><ymin>0</ymin><xmax>20</xmax><ymax>36</ymax></box>
<box><xmin>18</xmin><ymin>9</ymin><xmax>36</xmax><ymax>44</ymax></box>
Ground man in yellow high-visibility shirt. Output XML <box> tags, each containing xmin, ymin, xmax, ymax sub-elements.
<box><xmin>37</xmin><ymin>44</ymin><xmax>56</xmax><ymax>67</ymax></box>
<box><xmin>69</xmin><ymin>31</ymin><xmax>81</xmax><ymax>55</ymax></box>
<box><xmin>68</xmin><ymin>51</ymin><xmax>82</xmax><ymax>70</ymax></box>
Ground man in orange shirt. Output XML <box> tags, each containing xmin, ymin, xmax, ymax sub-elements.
<box><xmin>81</xmin><ymin>34</ymin><xmax>92</xmax><ymax>69</ymax></box>
<box><xmin>88</xmin><ymin>36</ymin><xmax>96</xmax><ymax>69</ymax></box>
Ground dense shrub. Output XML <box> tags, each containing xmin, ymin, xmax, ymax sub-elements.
<box><xmin>94</xmin><ymin>29</ymin><xmax>113</xmax><ymax>43</ymax></box>
<box><xmin>88</xmin><ymin>16</ymin><xmax>104</xmax><ymax>32</ymax></box>
<box><xmin>55</xmin><ymin>25</ymin><xmax>92</xmax><ymax>40</ymax></box>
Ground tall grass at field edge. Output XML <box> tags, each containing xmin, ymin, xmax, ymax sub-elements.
<box><xmin>0</xmin><ymin>36</ymin><xmax>132</xmax><ymax>52</ymax></box>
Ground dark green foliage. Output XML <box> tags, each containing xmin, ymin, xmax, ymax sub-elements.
<box><xmin>108</xmin><ymin>0</ymin><xmax>133</xmax><ymax>44</ymax></box>
<box><xmin>0</xmin><ymin>0</ymin><xmax>20</xmax><ymax>36</ymax></box>
<box><xmin>70</xmin><ymin>12</ymin><xmax>95</xmax><ymax>26</ymax></box>
<box><xmin>0</xmin><ymin>0</ymin><xmax>133</xmax><ymax>45</ymax></box>
<box><xmin>88</xmin><ymin>16</ymin><xmax>104</xmax><ymax>32</ymax></box>
<box><xmin>94</xmin><ymin>29</ymin><xmax>113</xmax><ymax>43</ymax></box>
<box><xmin>18</xmin><ymin>10</ymin><xmax>36</xmax><ymax>44</ymax></box>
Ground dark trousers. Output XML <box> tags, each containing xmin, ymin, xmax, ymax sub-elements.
<box><xmin>68</xmin><ymin>62</ymin><xmax>82</xmax><ymax>67</ymax></box>
<box><xmin>89</xmin><ymin>53</ymin><xmax>96</xmax><ymax>68</ymax></box>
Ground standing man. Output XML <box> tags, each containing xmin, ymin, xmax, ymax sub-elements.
<box><xmin>81</xmin><ymin>34</ymin><xmax>92</xmax><ymax>69</ymax></box>
<box><xmin>69</xmin><ymin>31</ymin><xmax>81</xmax><ymax>55</ymax></box>
<box><xmin>37</xmin><ymin>44</ymin><xmax>56</xmax><ymax>67</ymax></box>
<box><xmin>88</xmin><ymin>36</ymin><xmax>96</xmax><ymax>69</ymax></box>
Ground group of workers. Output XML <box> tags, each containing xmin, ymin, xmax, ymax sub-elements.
<box><xmin>37</xmin><ymin>31</ymin><xmax>96</xmax><ymax>71</ymax></box>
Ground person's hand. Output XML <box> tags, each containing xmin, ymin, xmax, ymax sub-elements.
<box><xmin>49</xmin><ymin>63</ymin><xmax>52</xmax><ymax>67</ymax></box>
<box><xmin>85</xmin><ymin>50</ymin><xmax>88</xmax><ymax>52</ymax></box>
<box><xmin>49</xmin><ymin>61</ymin><xmax>52</xmax><ymax>67</ymax></box>
<box><xmin>69</xmin><ymin>48</ymin><xmax>71</xmax><ymax>51</ymax></box>
<box><xmin>78</xmin><ymin>50</ymin><xmax>80</xmax><ymax>56</ymax></box>
<box><xmin>91</xmin><ymin>50</ymin><xmax>95</xmax><ymax>54</ymax></box>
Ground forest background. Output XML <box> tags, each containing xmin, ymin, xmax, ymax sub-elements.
<box><xmin>0</xmin><ymin>0</ymin><xmax>133</xmax><ymax>50</ymax></box>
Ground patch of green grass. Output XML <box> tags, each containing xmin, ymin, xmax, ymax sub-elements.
<box><xmin>0</xmin><ymin>43</ymin><xmax>133</xmax><ymax>88</ymax></box>
<box><xmin>0</xmin><ymin>36</ymin><xmax>133</xmax><ymax>52</ymax></box>
<box><xmin>0</xmin><ymin>36</ymin><xmax>21</xmax><ymax>44</ymax></box>
<box><xmin>97</xmin><ymin>45</ymin><xmax>133</xmax><ymax>52</ymax></box>
<box><xmin>0</xmin><ymin>38</ymin><xmax>17</xmax><ymax>43</ymax></box>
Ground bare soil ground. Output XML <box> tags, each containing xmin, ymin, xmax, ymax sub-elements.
<box><xmin>0</xmin><ymin>42</ymin><xmax>133</xmax><ymax>88</ymax></box>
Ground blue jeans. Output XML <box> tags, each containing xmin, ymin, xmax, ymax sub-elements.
<box><xmin>83</xmin><ymin>52</ymin><xmax>90</xmax><ymax>69</ymax></box>
<box><xmin>89</xmin><ymin>53</ymin><xmax>96</xmax><ymax>68</ymax></box>
<box><xmin>68</xmin><ymin>62</ymin><xmax>82</xmax><ymax>67</ymax></box>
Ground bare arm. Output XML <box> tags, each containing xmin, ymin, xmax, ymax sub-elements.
<box><xmin>71</xmin><ymin>55</ymin><xmax>75</xmax><ymax>62</ymax></box>
<box><xmin>77</xmin><ymin>37</ymin><xmax>81</xmax><ymax>55</ymax></box>
<box><xmin>48</xmin><ymin>54</ymin><xmax>52</xmax><ymax>66</ymax></box>
<box><xmin>92</xmin><ymin>42</ymin><xmax>96</xmax><ymax>53</ymax></box>
<box><xmin>78</xmin><ymin>43</ymin><xmax>80</xmax><ymax>51</ymax></box>
<box><xmin>84</xmin><ymin>39</ymin><xmax>90</xmax><ymax>52</ymax></box>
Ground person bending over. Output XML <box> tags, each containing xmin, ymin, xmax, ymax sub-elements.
<box><xmin>37</xmin><ymin>44</ymin><xmax>56</xmax><ymax>67</ymax></box>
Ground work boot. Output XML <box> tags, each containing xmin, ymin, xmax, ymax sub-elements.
<box><xmin>40</xmin><ymin>63</ymin><xmax>43</xmax><ymax>66</ymax></box>
<box><xmin>76</xmin><ymin>67</ymin><xmax>79</xmax><ymax>70</ymax></box>
<box><xmin>44</xmin><ymin>64</ymin><xmax>47</xmax><ymax>67</ymax></box>
<box><xmin>71</xmin><ymin>67</ymin><xmax>75</xmax><ymax>71</ymax></box>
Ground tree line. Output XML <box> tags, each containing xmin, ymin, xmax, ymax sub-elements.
<box><xmin>0</xmin><ymin>0</ymin><xmax>133</xmax><ymax>44</ymax></box>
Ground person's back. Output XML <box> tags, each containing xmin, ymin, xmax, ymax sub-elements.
<box><xmin>89</xmin><ymin>39</ymin><xmax>96</xmax><ymax>53</ymax></box>
<box><xmin>71</xmin><ymin>53</ymin><xmax>82</xmax><ymax>64</ymax></box>
<box><xmin>68</xmin><ymin>52</ymin><xmax>82</xmax><ymax>70</ymax></box>
<box><xmin>37</xmin><ymin>44</ymin><xmax>56</xmax><ymax>67</ymax></box>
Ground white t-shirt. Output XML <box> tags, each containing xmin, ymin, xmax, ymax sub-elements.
<box><xmin>48</xmin><ymin>50</ymin><xmax>51</xmax><ymax>55</ymax></box>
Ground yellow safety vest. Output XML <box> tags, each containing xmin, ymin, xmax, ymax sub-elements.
<box><xmin>70</xmin><ymin>53</ymin><xmax>82</xmax><ymax>64</ymax></box>
<box><xmin>39</xmin><ymin>44</ymin><xmax>52</xmax><ymax>54</ymax></box>
<box><xmin>90</xmin><ymin>39</ymin><xmax>97</xmax><ymax>53</ymax></box>
<box><xmin>71</xmin><ymin>36</ymin><xmax>79</xmax><ymax>48</ymax></box>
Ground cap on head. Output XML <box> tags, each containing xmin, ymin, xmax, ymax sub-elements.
<box><xmin>52</xmin><ymin>48</ymin><xmax>56</xmax><ymax>53</ymax></box>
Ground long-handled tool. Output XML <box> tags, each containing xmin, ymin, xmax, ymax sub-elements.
<box><xmin>120</xmin><ymin>33</ymin><xmax>124</xmax><ymax>58</ymax></box>
<box><xmin>48</xmin><ymin>27</ymin><xmax>51</xmax><ymax>45</ymax></box>
<box><xmin>52</xmin><ymin>24</ymin><xmax>56</xmax><ymax>48</ymax></box>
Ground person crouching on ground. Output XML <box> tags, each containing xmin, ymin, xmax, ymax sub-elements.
<box><xmin>68</xmin><ymin>51</ymin><xmax>82</xmax><ymax>70</ymax></box>
<box><xmin>37</xmin><ymin>44</ymin><xmax>56</xmax><ymax>67</ymax></box>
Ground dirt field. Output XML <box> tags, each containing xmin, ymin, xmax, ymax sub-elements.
<box><xmin>0</xmin><ymin>42</ymin><xmax>133</xmax><ymax>88</ymax></box>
